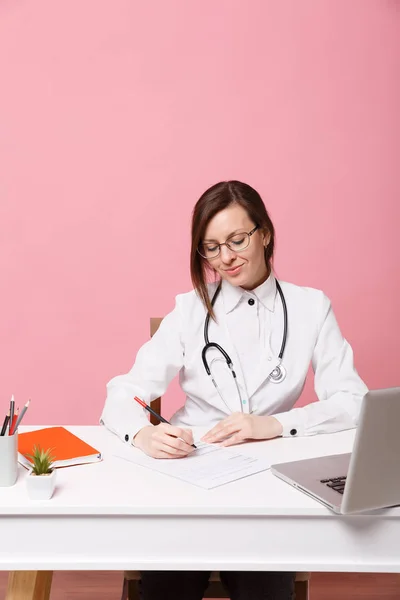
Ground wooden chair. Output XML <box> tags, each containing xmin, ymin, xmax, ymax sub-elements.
<box><xmin>121</xmin><ymin>318</ymin><xmax>311</xmax><ymax>600</ymax></box>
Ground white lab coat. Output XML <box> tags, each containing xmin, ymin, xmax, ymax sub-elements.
<box><xmin>100</xmin><ymin>273</ymin><xmax>368</xmax><ymax>445</ymax></box>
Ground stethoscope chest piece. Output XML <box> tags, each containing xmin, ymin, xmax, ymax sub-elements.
<box><xmin>268</xmin><ymin>363</ymin><xmax>286</xmax><ymax>384</ymax></box>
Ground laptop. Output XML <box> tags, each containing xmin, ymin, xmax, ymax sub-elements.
<box><xmin>271</xmin><ymin>388</ymin><xmax>400</xmax><ymax>514</ymax></box>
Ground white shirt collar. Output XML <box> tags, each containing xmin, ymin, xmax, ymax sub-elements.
<box><xmin>221</xmin><ymin>271</ymin><xmax>277</xmax><ymax>314</ymax></box>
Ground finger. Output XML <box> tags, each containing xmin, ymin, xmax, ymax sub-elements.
<box><xmin>160</xmin><ymin>424</ymin><xmax>194</xmax><ymax>446</ymax></box>
<box><xmin>157</xmin><ymin>433</ymin><xmax>194</xmax><ymax>455</ymax></box>
<box><xmin>153</xmin><ymin>441</ymin><xmax>188</xmax><ymax>458</ymax></box>
<box><xmin>219</xmin><ymin>433</ymin><xmax>246</xmax><ymax>447</ymax></box>
<box><xmin>201</xmin><ymin>420</ymin><xmax>230</xmax><ymax>441</ymax></box>
<box><xmin>167</xmin><ymin>435</ymin><xmax>195</xmax><ymax>453</ymax></box>
<box><xmin>154</xmin><ymin>449</ymin><xmax>187</xmax><ymax>459</ymax></box>
<box><xmin>204</xmin><ymin>422</ymin><xmax>242</xmax><ymax>443</ymax></box>
<box><xmin>202</xmin><ymin>414</ymin><xmax>243</xmax><ymax>441</ymax></box>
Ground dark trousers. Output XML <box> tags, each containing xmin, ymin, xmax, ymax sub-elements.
<box><xmin>139</xmin><ymin>570</ymin><xmax>295</xmax><ymax>600</ymax></box>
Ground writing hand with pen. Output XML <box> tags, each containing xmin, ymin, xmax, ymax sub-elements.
<box><xmin>132</xmin><ymin>396</ymin><xmax>196</xmax><ymax>459</ymax></box>
<box><xmin>134</xmin><ymin>424</ymin><xmax>196</xmax><ymax>459</ymax></box>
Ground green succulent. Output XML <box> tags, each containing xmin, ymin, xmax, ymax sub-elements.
<box><xmin>27</xmin><ymin>445</ymin><xmax>55</xmax><ymax>476</ymax></box>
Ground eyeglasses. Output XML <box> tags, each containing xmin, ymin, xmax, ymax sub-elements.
<box><xmin>198</xmin><ymin>225</ymin><xmax>260</xmax><ymax>259</ymax></box>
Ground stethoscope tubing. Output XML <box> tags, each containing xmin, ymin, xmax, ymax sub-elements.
<box><xmin>202</xmin><ymin>279</ymin><xmax>287</xmax><ymax>386</ymax></box>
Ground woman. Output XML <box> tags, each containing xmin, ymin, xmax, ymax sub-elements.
<box><xmin>101</xmin><ymin>180</ymin><xmax>368</xmax><ymax>600</ymax></box>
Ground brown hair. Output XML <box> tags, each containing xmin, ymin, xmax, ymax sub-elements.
<box><xmin>190</xmin><ymin>180</ymin><xmax>275</xmax><ymax>320</ymax></box>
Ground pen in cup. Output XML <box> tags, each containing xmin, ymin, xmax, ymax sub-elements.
<box><xmin>13</xmin><ymin>399</ymin><xmax>31</xmax><ymax>433</ymax></box>
<box><xmin>133</xmin><ymin>396</ymin><xmax>197</xmax><ymax>449</ymax></box>
<box><xmin>9</xmin><ymin>395</ymin><xmax>14</xmax><ymax>434</ymax></box>
<box><xmin>0</xmin><ymin>411</ymin><xmax>10</xmax><ymax>437</ymax></box>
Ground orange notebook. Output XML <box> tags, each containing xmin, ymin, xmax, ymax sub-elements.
<box><xmin>18</xmin><ymin>426</ymin><xmax>102</xmax><ymax>469</ymax></box>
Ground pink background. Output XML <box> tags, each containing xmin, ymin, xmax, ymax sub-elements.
<box><xmin>0</xmin><ymin>1</ymin><xmax>399</xmax><ymax>425</ymax></box>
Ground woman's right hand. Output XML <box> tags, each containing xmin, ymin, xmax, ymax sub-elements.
<box><xmin>133</xmin><ymin>424</ymin><xmax>195</xmax><ymax>459</ymax></box>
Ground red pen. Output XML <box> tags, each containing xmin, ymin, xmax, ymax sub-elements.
<box><xmin>133</xmin><ymin>396</ymin><xmax>197</xmax><ymax>448</ymax></box>
<box><xmin>9</xmin><ymin>409</ymin><xmax>19</xmax><ymax>436</ymax></box>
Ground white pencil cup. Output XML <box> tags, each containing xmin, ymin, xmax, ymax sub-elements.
<box><xmin>0</xmin><ymin>433</ymin><xmax>18</xmax><ymax>487</ymax></box>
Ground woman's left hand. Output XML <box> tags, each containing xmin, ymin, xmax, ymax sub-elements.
<box><xmin>201</xmin><ymin>413</ymin><xmax>283</xmax><ymax>447</ymax></box>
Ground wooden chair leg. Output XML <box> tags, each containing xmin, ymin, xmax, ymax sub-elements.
<box><xmin>6</xmin><ymin>571</ymin><xmax>53</xmax><ymax>600</ymax></box>
<box><xmin>120</xmin><ymin>576</ymin><xmax>128</xmax><ymax>600</ymax></box>
<box><xmin>294</xmin><ymin>579</ymin><xmax>309</xmax><ymax>600</ymax></box>
<box><xmin>120</xmin><ymin>577</ymin><xmax>141</xmax><ymax>600</ymax></box>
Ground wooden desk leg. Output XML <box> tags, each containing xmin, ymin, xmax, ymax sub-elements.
<box><xmin>5</xmin><ymin>571</ymin><xmax>53</xmax><ymax>600</ymax></box>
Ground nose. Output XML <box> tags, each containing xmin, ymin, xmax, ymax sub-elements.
<box><xmin>219</xmin><ymin>243</ymin><xmax>237</xmax><ymax>263</ymax></box>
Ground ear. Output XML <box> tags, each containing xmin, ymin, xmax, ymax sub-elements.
<box><xmin>262</xmin><ymin>230</ymin><xmax>271</xmax><ymax>247</ymax></box>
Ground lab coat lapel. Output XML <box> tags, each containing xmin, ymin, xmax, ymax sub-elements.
<box><xmin>219</xmin><ymin>274</ymin><xmax>282</xmax><ymax>401</ymax></box>
<box><xmin>245</xmin><ymin>285</ymin><xmax>282</xmax><ymax>399</ymax></box>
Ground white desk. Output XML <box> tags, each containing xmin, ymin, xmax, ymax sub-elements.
<box><xmin>0</xmin><ymin>426</ymin><xmax>399</xmax><ymax>575</ymax></box>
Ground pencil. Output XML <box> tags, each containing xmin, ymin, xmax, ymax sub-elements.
<box><xmin>13</xmin><ymin>399</ymin><xmax>31</xmax><ymax>432</ymax></box>
<box><xmin>0</xmin><ymin>412</ymin><xmax>10</xmax><ymax>437</ymax></box>
<box><xmin>133</xmin><ymin>396</ymin><xmax>197</xmax><ymax>449</ymax></box>
<box><xmin>9</xmin><ymin>395</ymin><xmax>14</xmax><ymax>434</ymax></box>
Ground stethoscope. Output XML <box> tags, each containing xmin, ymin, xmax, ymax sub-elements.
<box><xmin>201</xmin><ymin>280</ymin><xmax>288</xmax><ymax>412</ymax></box>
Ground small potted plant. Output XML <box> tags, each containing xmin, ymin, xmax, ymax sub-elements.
<box><xmin>25</xmin><ymin>445</ymin><xmax>57</xmax><ymax>500</ymax></box>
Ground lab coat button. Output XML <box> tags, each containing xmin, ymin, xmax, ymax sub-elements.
<box><xmin>290</xmin><ymin>429</ymin><xmax>297</xmax><ymax>436</ymax></box>
<box><xmin>124</xmin><ymin>434</ymin><xmax>129</xmax><ymax>442</ymax></box>
<box><xmin>248</xmin><ymin>298</ymin><xmax>255</xmax><ymax>306</ymax></box>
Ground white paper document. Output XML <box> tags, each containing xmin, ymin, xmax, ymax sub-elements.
<box><xmin>114</xmin><ymin>442</ymin><xmax>271</xmax><ymax>489</ymax></box>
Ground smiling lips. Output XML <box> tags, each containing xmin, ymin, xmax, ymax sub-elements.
<box><xmin>224</xmin><ymin>264</ymin><xmax>244</xmax><ymax>275</ymax></box>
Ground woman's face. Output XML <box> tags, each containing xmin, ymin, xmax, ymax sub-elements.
<box><xmin>202</xmin><ymin>204</ymin><xmax>270</xmax><ymax>290</ymax></box>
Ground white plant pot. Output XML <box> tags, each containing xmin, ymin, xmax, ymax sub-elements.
<box><xmin>26</xmin><ymin>469</ymin><xmax>57</xmax><ymax>500</ymax></box>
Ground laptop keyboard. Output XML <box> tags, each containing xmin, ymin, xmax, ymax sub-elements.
<box><xmin>320</xmin><ymin>476</ymin><xmax>347</xmax><ymax>495</ymax></box>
